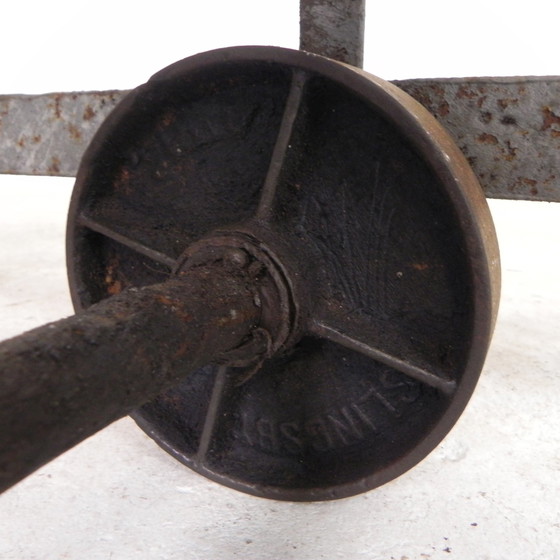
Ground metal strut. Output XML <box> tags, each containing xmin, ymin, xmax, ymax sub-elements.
<box><xmin>300</xmin><ymin>0</ymin><xmax>366</xmax><ymax>67</ymax></box>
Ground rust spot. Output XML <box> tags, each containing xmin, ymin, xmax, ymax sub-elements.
<box><xmin>480</xmin><ymin>111</ymin><xmax>493</xmax><ymax>124</ymax></box>
<box><xmin>105</xmin><ymin>262</ymin><xmax>123</xmax><ymax>295</ymax></box>
<box><xmin>456</xmin><ymin>86</ymin><xmax>477</xmax><ymax>99</ymax></box>
<box><xmin>119</xmin><ymin>167</ymin><xmax>132</xmax><ymax>181</ymax></box>
<box><xmin>113</xmin><ymin>167</ymin><xmax>134</xmax><ymax>194</ymax></box>
<box><xmin>160</xmin><ymin>111</ymin><xmax>176</xmax><ymax>127</ymax></box>
<box><xmin>83</xmin><ymin>105</ymin><xmax>96</xmax><ymax>121</ymax></box>
<box><xmin>48</xmin><ymin>156</ymin><xmax>61</xmax><ymax>174</ymax></box>
<box><xmin>502</xmin><ymin>140</ymin><xmax>518</xmax><ymax>161</ymax></box>
<box><xmin>411</xmin><ymin>263</ymin><xmax>429</xmax><ymax>271</ymax></box>
<box><xmin>433</xmin><ymin>86</ymin><xmax>446</xmax><ymax>98</ymax></box>
<box><xmin>67</xmin><ymin>123</ymin><xmax>82</xmax><ymax>141</ymax></box>
<box><xmin>156</xmin><ymin>295</ymin><xmax>176</xmax><ymax>307</ymax></box>
<box><xmin>500</xmin><ymin>115</ymin><xmax>517</xmax><ymax>125</ymax></box>
<box><xmin>541</xmin><ymin>107</ymin><xmax>560</xmax><ymax>132</ymax></box>
<box><xmin>52</xmin><ymin>94</ymin><xmax>63</xmax><ymax>119</ymax></box>
<box><xmin>15</xmin><ymin>134</ymin><xmax>40</xmax><ymax>148</ymax></box>
<box><xmin>497</xmin><ymin>98</ymin><xmax>518</xmax><ymax>110</ymax></box>
<box><xmin>155</xmin><ymin>294</ymin><xmax>192</xmax><ymax>322</ymax></box>
<box><xmin>510</xmin><ymin>177</ymin><xmax>539</xmax><ymax>196</ymax></box>
<box><xmin>437</xmin><ymin>101</ymin><xmax>450</xmax><ymax>117</ymax></box>
<box><xmin>476</xmin><ymin>95</ymin><xmax>488</xmax><ymax>109</ymax></box>
<box><xmin>516</xmin><ymin>178</ymin><xmax>539</xmax><ymax>196</ymax></box>
<box><xmin>172</xmin><ymin>339</ymin><xmax>192</xmax><ymax>359</ymax></box>
<box><xmin>407</xmin><ymin>88</ymin><xmax>435</xmax><ymax>112</ymax></box>
<box><xmin>477</xmin><ymin>133</ymin><xmax>498</xmax><ymax>145</ymax></box>
<box><xmin>107</xmin><ymin>280</ymin><xmax>123</xmax><ymax>296</ymax></box>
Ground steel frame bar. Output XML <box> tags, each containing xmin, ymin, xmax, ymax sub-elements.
<box><xmin>396</xmin><ymin>77</ymin><xmax>560</xmax><ymax>202</ymax></box>
<box><xmin>300</xmin><ymin>0</ymin><xmax>365</xmax><ymax>67</ymax></box>
<box><xmin>1</xmin><ymin>1</ymin><xmax>558</xmax><ymax>201</ymax></box>
<box><xmin>2</xmin><ymin>75</ymin><xmax>560</xmax><ymax>201</ymax></box>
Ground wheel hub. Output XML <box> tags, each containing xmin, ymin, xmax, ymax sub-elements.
<box><xmin>174</xmin><ymin>231</ymin><xmax>299</xmax><ymax>370</ymax></box>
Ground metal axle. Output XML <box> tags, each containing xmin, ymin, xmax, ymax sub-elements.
<box><xmin>0</xmin><ymin>258</ymin><xmax>264</xmax><ymax>493</ymax></box>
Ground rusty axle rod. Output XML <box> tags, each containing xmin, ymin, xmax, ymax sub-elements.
<box><xmin>0</xmin><ymin>262</ymin><xmax>262</xmax><ymax>494</ymax></box>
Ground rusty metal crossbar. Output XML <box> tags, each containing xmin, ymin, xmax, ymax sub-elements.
<box><xmin>0</xmin><ymin>91</ymin><xmax>125</xmax><ymax>177</ymax></box>
<box><xmin>2</xmin><ymin>76</ymin><xmax>559</xmax><ymax>201</ymax></box>
<box><xmin>396</xmin><ymin>78</ymin><xmax>560</xmax><ymax>202</ymax></box>
<box><xmin>1</xmin><ymin>0</ymin><xmax>558</xmax><ymax>201</ymax></box>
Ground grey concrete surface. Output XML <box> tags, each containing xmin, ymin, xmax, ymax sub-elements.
<box><xmin>0</xmin><ymin>176</ymin><xmax>558</xmax><ymax>559</ymax></box>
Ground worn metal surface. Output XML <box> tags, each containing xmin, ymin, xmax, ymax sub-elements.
<box><xmin>66</xmin><ymin>46</ymin><xmax>499</xmax><ymax>500</ymax></box>
<box><xmin>0</xmin><ymin>261</ymin><xmax>263</xmax><ymax>494</ymax></box>
<box><xmin>396</xmin><ymin>77</ymin><xmax>560</xmax><ymax>202</ymax></box>
<box><xmin>300</xmin><ymin>0</ymin><xmax>365</xmax><ymax>67</ymax></box>
<box><xmin>0</xmin><ymin>91</ymin><xmax>127</xmax><ymax>176</ymax></box>
<box><xmin>1</xmin><ymin>76</ymin><xmax>560</xmax><ymax>202</ymax></box>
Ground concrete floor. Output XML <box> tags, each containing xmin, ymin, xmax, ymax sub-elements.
<box><xmin>0</xmin><ymin>176</ymin><xmax>558</xmax><ymax>559</ymax></box>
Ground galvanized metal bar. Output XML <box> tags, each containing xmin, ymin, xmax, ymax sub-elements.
<box><xmin>300</xmin><ymin>0</ymin><xmax>365</xmax><ymax>67</ymax></box>
<box><xmin>0</xmin><ymin>264</ymin><xmax>260</xmax><ymax>494</ymax></box>
<box><xmin>0</xmin><ymin>91</ymin><xmax>128</xmax><ymax>177</ymax></box>
<box><xmin>1</xmin><ymin>76</ymin><xmax>560</xmax><ymax>201</ymax></box>
<box><xmin>396</xmin><ymin>77</ymin><xmax>560</xmax><ymax>202</ymax></box>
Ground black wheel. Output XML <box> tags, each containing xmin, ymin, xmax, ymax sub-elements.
<box><xmin>67</xmin><ymin>46</ymin><xmax>500</xmax><ymax>501</ymax></box>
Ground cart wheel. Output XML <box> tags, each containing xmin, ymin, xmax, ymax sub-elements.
<box><xmin>67</xmin><ymin>46</ymin><xmax>500</xmax><ymax>501</ymax></box>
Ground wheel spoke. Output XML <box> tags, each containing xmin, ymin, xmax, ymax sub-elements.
<box><xmin>195</xmin><ymin>365</ymin><xmax>231</xmax><ymax>465</ymax></box>
<box><xmin>255</xmin><ymin>69</ymin><xmax>307</xmax><ymax>222</ymax></box>
<box><xmin>78</xmin><ymin>214</ymin><xmax>177</xmax><ymax>268</ymax></box>
<box><xmin>309</xmin><ymin>320</ymin><xmax>457</xmax><ymax>395</ymax></box>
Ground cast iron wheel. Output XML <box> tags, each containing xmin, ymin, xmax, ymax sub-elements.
<box><xmin>67</xmin><ymin>46</ymin><xmax>500</xmax><ymax>501</ymax></box>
